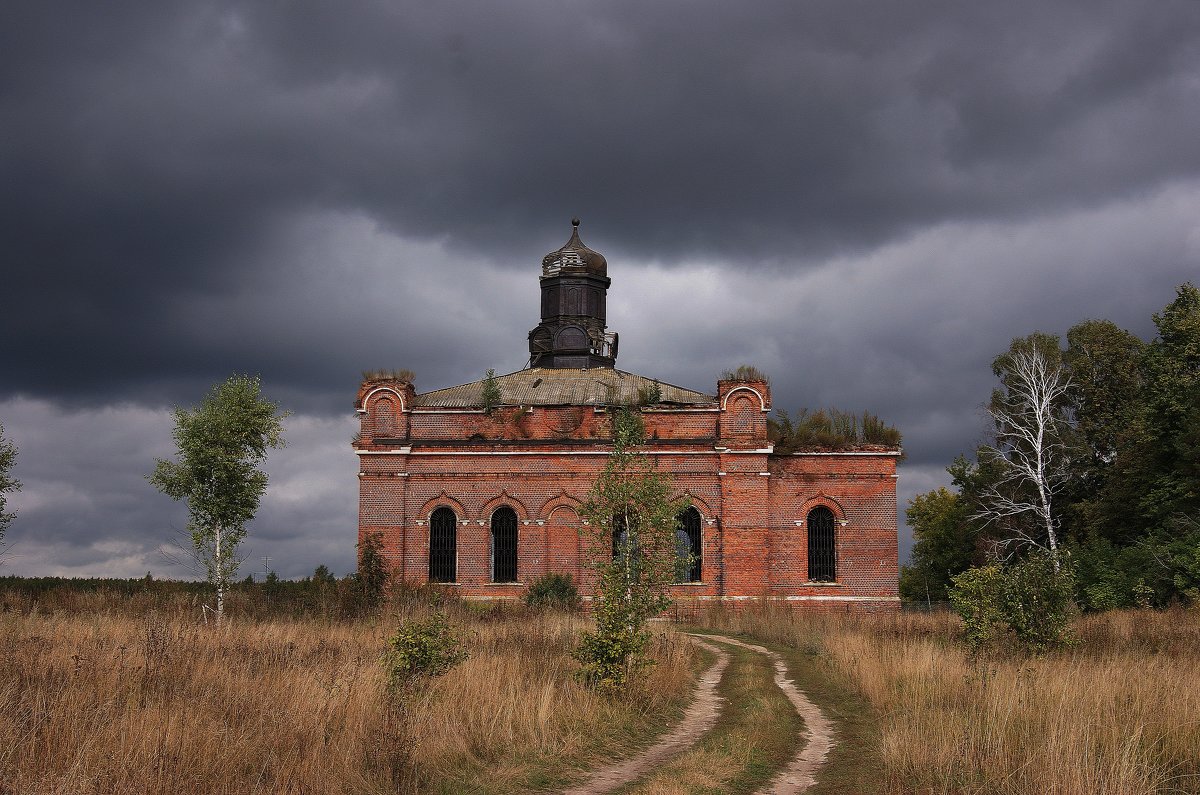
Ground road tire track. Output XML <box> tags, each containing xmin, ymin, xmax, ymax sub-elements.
<box><xmin>560</xmin><ymin>636</ymin><xmax>730</xmax><ymax>795</ymax></box>
<box><xmin>697</xmin><ymin>635</ymin><xmax>835</xmax><ymax>794</ymax></box>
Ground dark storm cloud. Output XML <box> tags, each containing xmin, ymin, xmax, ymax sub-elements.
<box><xmin>3</xmin><ymin>1</ymin><xmax>1200</xmax><ymax>575</ymax></box>
<box><xmin>1</xmin><ymin>397</ymin><xmax>358</xmax><ymax>579</ymax></box>
<box><xmin>5</xmin><ymin>0</ymin><xmax>1200</xmax><ymax>406</ymax></box>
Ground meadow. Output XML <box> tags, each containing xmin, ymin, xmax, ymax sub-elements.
<box><xmin>697</xmin><ymin>604</ymin><xmax>1200</xmax><ymax>795</ymax></box>
<box><xmin>2</xmin><ymin>581</ymin><xmax>1198</xmax><ymax>794</ymax></box>
<box><xmin>0</xmin><ymin>585</ymin><xmax>694</xmax><ymax>795</ymax></box>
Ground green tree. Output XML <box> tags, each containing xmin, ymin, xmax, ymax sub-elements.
<box><xmin>974</xmin><ymin>334</ymin><xmax>1075</xmax><ymax>568</ymax></box>
<box><xmin>1060</xmin><ymin>319</ymin><xmax>1146</xmax><ymax>543</ymax></box>
<box><xmin>149</xmin><ymin>375</ymin><xmax>288</xmax><ymax>623</ymax></box>
<box><xmin>575</xmin><ymin>407</ymin><xmax>686</xmax><ymax>691</ymax></box>
<box><xmin>312</xmin><ymin>563</ymin><xmax>336</xmax><ymax>587</ymax></box>
<box><xmin>900</xmin><ymin>487</ymin><xmax>977</xmax><ymax>603</ymax></box>
<box><xmin>355</xmin><ymin>531</ymin><xmax>391</xmax><ymax>613</ymax></box>
<box><xmin>1121</xmin><ymin>284</ymin><xmax>1200</xmax><ymax>531</ymax></box>
<box><xmin>0</xmin><ymin>421</ymin><xmax>18</xmax><ymax>550</ymax></box>
<box><xmin>481</xmin><ymin>368</ymin><xmax>502</xmax><ymax>414</ymax></box>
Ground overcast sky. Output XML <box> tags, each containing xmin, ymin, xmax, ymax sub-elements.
<box><xmin>3</xmin><ymin>1</ymin><xmax>1199</xmax><ymax>579</ymax></box>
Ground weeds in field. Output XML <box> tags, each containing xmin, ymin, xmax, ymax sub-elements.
<box><xmin>698</xmin><ymin>603</ymin><xmax>1200</xmax><ymax>795</ymax></box>
<box><xmin>0</xmin><ymin>586</ymin><xmax>696</xmax><ymax>794</ymax></box>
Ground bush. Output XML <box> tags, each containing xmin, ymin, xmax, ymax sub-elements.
<box><xmin>769</xmin><ymin>408</ymin><xmax>902</xmax><ymax>453</ymax></box>
<box><xmin>354</xmin><ymin>532</ymin><xmax>391</xmax><ymax>615</ymax></box>
<box><xmin>382</xmin><ymin>613</ymin><xmax>468</xmax><ymax>692</ymax></box>
<box><xmin>948</xmin><ymin>564</ymin><xmax>1010</xmax><ymax>649</ymax></box>
<box><xmin>524</xmin><ymin>573</ymin><xmax>582</xmax><ymax>611</ymax></box>
<box><xmin>571</xmin><ymin>619</ymin><xmax>648</xmax><ymax>696</ymax></box>
<box><xmin>950</xmin><ymin>550</ymin><xmax>1077</xmax><ymax>653</ymax></box>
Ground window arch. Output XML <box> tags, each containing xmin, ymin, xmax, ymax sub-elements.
<box><xmin>429</xmin><ymin>507</ymin><xmax>457</xmax><ymax>583</ymax></box>
<box><xmin>675</xmin><ymin>507</ymin><xmax>702</xmax><ymax>583</ymax></box>
<box><xmin>807</xmin><ymin>506</ymin><xmax>836</xmax><ymax>582</ymax></box>
<box><xmin>491</xmin><ymin>506</ymin><xmax>518</xmax><ymax>583</ymax></box>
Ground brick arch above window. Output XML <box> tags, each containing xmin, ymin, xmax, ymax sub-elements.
<box><xmin>480</xmin><ymin>492</ymin><xmax>529</xmax><ymax>521</ymax></box>
<box><xmin>796</xmin><ymin>495</ymin><xmax>847</xmax><ymax>524</ymax></box>
<box><xmin>418</xmin><ymin>493</ymin><xmax>466</xmax><ymax>520</ymax></box>
<box><xmin>720</xmin><ymin>385</ymin><xmax>767</xmax><ymax>412</ymax></box>
<box><xmin>362</xmin><ymin>385</ymin><xmax>408</xmax><ymax>412</ymax></box>
<box><xmin>538</xmin><ymin>492</ymin><xmax>584</xmax><ymax>520</ymax></box>
<box><xmin>546</xmin><ymin>504</ymin><xmax>582</xmax><ymax>524</ymax></box>
<box><xmin>672</xmin><ymin>491</ymin><xmax>713</xmax><ymax>521</ymax></box>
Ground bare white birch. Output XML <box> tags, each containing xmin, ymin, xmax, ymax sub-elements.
<box><xmin>974</xmin><ymin>345</ymin><xmax>1073</xmax><ymax>569</ymax></box>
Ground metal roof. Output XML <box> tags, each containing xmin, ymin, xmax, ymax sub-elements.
<box><xmin>414</xmin><ymin>368</ymin><xmax>716</xmax><ymax>408</ymax></box>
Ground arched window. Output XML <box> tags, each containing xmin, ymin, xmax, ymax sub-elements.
<box><xmin>675</xmin><ymin>507</ymin><xmax>702</xmax><ymax>582</ymax></box>
<box><xmin>491</xmin><ymin>506</ymin><xmax>518</xmax><ymax>583</ymax></box>
<box><xmin>429</xmin><ymin>507</ymin><xmax>457</xmax><ymax>583</ymax></box>
<box><xmin>730</xmin><ymin>395</ymin><xmax>755</xmax><ymax>436</ymax></box>
<box><xmin>612</xmin><ymin>514</ymin><xmax>640</xmax><ymax>566</ymax></box>
<box><xmin>807</xmin><ymin>506</ymin><xmax>836</xmax><ymax>582</ymax></box>
<box><xmin>612</xmin><ymin>514</ymin><xmax>628</xmax><ymax>562</ymax></box>
<box><xmin>374</xmin><ymin>396</ymin><xmax>396</xmax><ymax>437</ymax></box>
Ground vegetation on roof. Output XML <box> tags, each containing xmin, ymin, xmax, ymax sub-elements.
<box><xmin>362</xmin><ymin>368</ymin><xmax>415</xmax><ymax>383</ymax></box>
<box><xmin>720</xmin><ymin>364</ymin><xmax>770</xmax><ymax>383</ymax></box>
<box><xmin>768</xmin><ymin>408</ymin><xmax>902</xmax><ymax>454</ymax></box>
<box><xmin>636</xmin><ymin>380</ymin><xmax>663</xmax><ymax>406</ymax></box>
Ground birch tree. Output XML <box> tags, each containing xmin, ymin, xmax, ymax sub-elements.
<box><xmin>150</xmin><ymin>375</ymin><xmax>287</xmax><ymax>622</ymax></box>
<box><xmin>975</xmin><ymin>335</ymin><xmax>1074</xmax><ymax>569</ymax></box>
<box><xmin>575</xmin><ymin>407</ymin><xmax>687</xmax><ymax>690</ymax></box>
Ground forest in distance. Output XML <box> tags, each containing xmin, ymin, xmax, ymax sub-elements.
<box><xmin>903</xmin><ymin>282</ymin><xmax>1200</xmax><ymax>613</ymax></box>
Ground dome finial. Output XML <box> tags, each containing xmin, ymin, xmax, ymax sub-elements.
<box><xmin>542</xmin><ymin>218</ymin><xmax>607</xmax><ymax>277</ymax></box>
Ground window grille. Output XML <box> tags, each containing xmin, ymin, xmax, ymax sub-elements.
<box><xmin>612</xmin><ymin>515</ymin><xmax>627</xmax><ymax>561</ymax></box>
<box><xmin>807</xmin><ymin>506</ymin><xmax>836</xmax><ymax>582</ymax></box>
<box><xmin>491</xmin><ymin>506</ymin><xmax>518</xmax><ymax>583</ymax></box>
<box><xmin>612</xmin><ymin>514</ymin><xmax>639</xmax><ymax>566</ymax></box>
<box><xmin>675</xmin><ymin>507</ymin><xmax>702</xmax><ymax>582</ymax></box>
<box><xmin>429</xmin><ymin>507</ymin><xmax>457</xmax><ymax>583</ymax></box>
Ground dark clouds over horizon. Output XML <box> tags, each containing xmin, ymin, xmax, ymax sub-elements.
<box><xmin>3</xmin><ymin>1</ymin><xmax>1199</xmax><ymax>578</ymax></box>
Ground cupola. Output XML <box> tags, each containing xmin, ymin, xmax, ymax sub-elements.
<box><xmin>528</xmin><ymin>219</ymin><xmax>618</xmax><ymax>369</ymax></box>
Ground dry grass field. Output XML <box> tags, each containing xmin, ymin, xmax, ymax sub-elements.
<box><xmin>0</xmin><ymin>587</ymin><xmax>695</xmax><ymax>795</ymax></box>
<box><xmin>698</xmin><ymin>604</ymin><xmax>1200</xmax><ymax>795</ymax></box>
<box><xmin>6</xmin><ymin>583</ymin><xmax>1198</xmax><ymax>795</ymax></box>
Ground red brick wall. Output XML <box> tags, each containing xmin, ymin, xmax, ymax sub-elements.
<box><xmin>355</xmin><ymin>376</ymin><xmax>899</xmax><ymax>609</ymax></box>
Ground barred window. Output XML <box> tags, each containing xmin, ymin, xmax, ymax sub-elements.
<box><xmin>675</xmin><ymin>507</ymin><xmax>702</xmax><ymax>582</ymax></box>
<box><xmin>807</xmin><ymin>506</ymin><xmax>836</xmax><ymax>582</ymax></box>
<box><xmin>491</xmin><ymin>506</ymin><xmax>518</xmax><ymax>583</ymax></box>
<box><xmin>429</xmin><ymin>507</ymin><xmax>457</xmax><ymax>583</ymax></box>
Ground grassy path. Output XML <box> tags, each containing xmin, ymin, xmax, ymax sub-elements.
<box><xmin>562</xmin><ymin>637</ymin><xmax>732</xmax><ymax>795</ymax></box>
<box><xmin>703</xmin><ymin>635</ymin><xmax>834</xmax><ymax>793</ymax></box>
<box><xmin>612</xmin><ymin>635</ymin><xmax>803</xmax><ymax>795</ymax></box>
<box><xmin>561</xmin><ymin>627</ymin><xmax>882</xmax><ymax>795</ymax></box>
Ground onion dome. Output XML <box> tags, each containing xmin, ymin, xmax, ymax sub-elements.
<box><xmin>541</xmin><ymin>217</ymin><xmax>607</xmax><ymax>277</ymax></box>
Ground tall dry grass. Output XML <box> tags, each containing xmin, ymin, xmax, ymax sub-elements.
<box><xmin>0</xmin><ymin>589</ymin><xmax>696</xmax><ymax>794</ymax></box>
<box><xmin>699</xmin><ymin>605</ymin><xmax>1200</xmax><ymax>795</ymax></box>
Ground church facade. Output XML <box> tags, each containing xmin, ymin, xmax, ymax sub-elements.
<box><xmin>354</xmin><ymin>221</ymin><xmax>900</xmax><ymax>609</ymax></box>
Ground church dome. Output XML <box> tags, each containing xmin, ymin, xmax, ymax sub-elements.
<box><xmin>541</xmin><ymin>218</ymin><xmax>607</xmax><ymax>277</ymax></box>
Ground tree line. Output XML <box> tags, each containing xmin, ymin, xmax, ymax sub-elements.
<box><xmin>903</xmin><ymin>283</ymin><xmax>1200</xmax><ymax>611</ymax></box>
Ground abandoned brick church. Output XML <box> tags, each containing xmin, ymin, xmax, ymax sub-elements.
<box><xmin>354</xmin><ymin>220</ymin><xmax>900</xmax><ymax>608</ymax></box>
